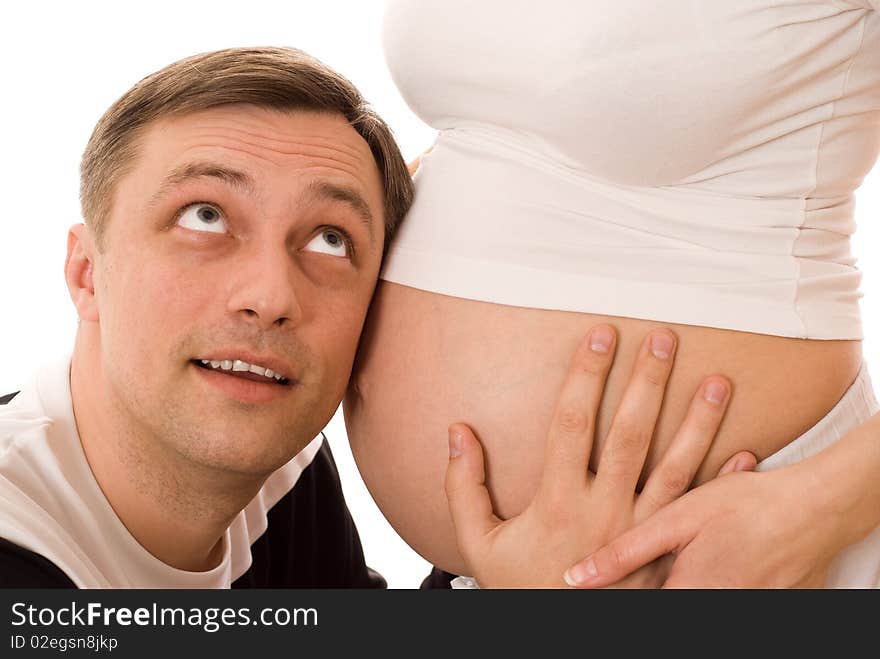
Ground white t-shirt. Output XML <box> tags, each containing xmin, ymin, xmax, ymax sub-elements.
<box><xmin>0</xmin><ymin>355</ymin><xmax>380</xmax><ymax>588</ymax></box>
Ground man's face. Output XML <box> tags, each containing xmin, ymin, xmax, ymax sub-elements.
<box><xmin>90</xmin><ymin>105</ymin><xmax>385</xmax><ymax>475</ymax></box>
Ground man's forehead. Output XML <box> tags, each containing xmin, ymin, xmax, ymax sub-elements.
<box><xmin>143</xmin><ymin>106</ymin><xmax>374</xmax><ymax>170</ymax></box>
<box><xmin>130</xmin><ymin>105</ymin><xmax>384</xmax><ymax>210</ymax></box>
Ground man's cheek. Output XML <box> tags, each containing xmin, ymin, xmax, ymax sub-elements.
<box><xmin>148</xmin><ymin>270</ymin><xmax>213</xmax><ymax>318</ymax></box>
<box><xmin>317</xmin><ymin>322</ymin><xmax>364</xmax><ymax>387</ymax></box>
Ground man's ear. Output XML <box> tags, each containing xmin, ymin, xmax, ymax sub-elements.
<box><xmin>65</xmin><ymin>223</ymin><xmax>100</xmax><ymax>322</ymax></box>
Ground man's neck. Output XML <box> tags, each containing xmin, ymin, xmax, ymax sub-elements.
<box><xmin>69</xmin><ymin>343</ymin><xmax>265</xmax><ymax>572</ymax></box>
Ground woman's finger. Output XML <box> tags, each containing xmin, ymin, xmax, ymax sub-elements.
<box><xmin>407</xmin><ymin>145</ymin><xmax>435</xmax><ymax>176</ymax></box>
<box><xmin>636</xmin><ymin>375</ymin><xmax>731</xmax><ymax>519</ymax></box>
<box><xmin>593</xmin><ymin>329</ymin><xmax>677</xmax><ymax>502</ymax></box>
<box><xmin>563</xmin><ymin>500</ymin><xmax>693</xmax><ymax>588</ymax></box>
<box><xmin>536</xmin><ymin>325</ymin><xmax>616</xmax><ymax>507</ymax></box>
<box><xmin>716</xmin><ymin>450</ymin><xmax>757</xmax><ymax>477</ymax></box>
<box><xmin>406</xmin><ymin>155</ymin><xmax>422</xmax><ymax>177</ymax></box>
<box><xmin>445</xmin><ymin>423</ymin><xmax>503</xmax><ymax>562</ymax></box>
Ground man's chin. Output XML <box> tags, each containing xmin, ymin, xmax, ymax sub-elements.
<box><xmin>157</xmin><ymin>379</ymin><xmax>330</xmax><ymax>474</ymax></box>
<box><xmin>160</xmin><ymin>418</ymin><xmax>313</xmax><ymax>477</ymax></box>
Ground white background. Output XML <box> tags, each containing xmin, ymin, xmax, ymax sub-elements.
<box><xmin>0</xmin><ymin>1</ymin><xmax>877</xmax><ymax>588</ymax></box>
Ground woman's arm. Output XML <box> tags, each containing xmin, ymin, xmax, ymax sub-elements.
<box><xmin>563</xmin><ymin>411</ymin><xmax>880</xmax><ymax>588</ymax></box>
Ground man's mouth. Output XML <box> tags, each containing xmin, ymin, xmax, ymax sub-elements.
<box><xmin>192</xmin><ymin>359</ymin><xmax>291</xmax><ymax>385</ymax></box>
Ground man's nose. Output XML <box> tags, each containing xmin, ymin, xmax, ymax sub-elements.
<box><xmin>226</xmin><ymin>246</ymin><xmax>303</xmax><ymax>329</ymax></box>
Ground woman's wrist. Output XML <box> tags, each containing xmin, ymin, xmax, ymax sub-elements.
<box><xmin>793</xmin><ymin>411</ymin><xmax>880</xmax><ymax>552</ymax></box>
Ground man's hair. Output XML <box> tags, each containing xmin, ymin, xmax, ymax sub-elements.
<box><xmin>80</xmin><ymin>46</ymin><xmax>413</xmax><ymax>251</ymax></box>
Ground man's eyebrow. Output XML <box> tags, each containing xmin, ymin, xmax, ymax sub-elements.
<box><xmin>304</xmin><ymin>180</ymin><xmax>375</xmax><ymax>238</ymax></box>
<box><xmin>149</xmin><ymin>162</ymin><xmax>254</xmax><ymax>206</ymax></box>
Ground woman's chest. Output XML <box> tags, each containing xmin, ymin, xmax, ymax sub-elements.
<box><xmin>384</xmin><ymin>0</ymin><xmax>872</xmax><ymax>184</ymax></box>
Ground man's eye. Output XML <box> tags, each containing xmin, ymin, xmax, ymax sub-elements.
<box><xmin>176</xmin><ymin>203</ymin><xmax>228</xmax><ymax>234</ymax></box>
<box><xmin>303</xmin><ymin>229</ymin><xmax>350</xmax><ymax>258</ymax></box>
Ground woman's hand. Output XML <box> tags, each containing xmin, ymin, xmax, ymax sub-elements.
<box><xmin>562</xmin><ymin>449</ymin><xmax>864</xmax><ymax>589</ymax></box>
<box><xmin>407</xmin><ymin>145</ymin><xmax>434</xmax><ymax>176</ymax></box>
<box><xmin>444</xmin><ymin>324</ymin><xmax>755</xmax><ymax>588</ymax></box>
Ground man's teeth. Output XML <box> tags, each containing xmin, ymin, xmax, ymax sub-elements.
<box><xmin>199</xmin><ymin>359</ymin><xmax>286</xmax><ymax>382</ymax></box>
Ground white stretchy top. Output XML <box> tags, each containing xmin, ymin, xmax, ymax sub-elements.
<box><xmin>380</xmin><ymin>0</ymin><xmax>880</xmax><ymax>339</ymax></box>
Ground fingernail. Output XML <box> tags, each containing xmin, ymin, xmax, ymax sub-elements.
<box><xmin>650</xmin><ymin>332</ymin><xmax>674</xmax><ymax>360</ymax></box>
<box><xmin>563</xmin><ymin>558</ymin><xmax>598</xmax><ymax>586</ymax></box>
<box><xmin>734</xmin><ymin>454</ymin><xmax>755</xmax><ymax>472</ymax></box>
<box><xmin>590</xmin><ymin>326</ymin><xmax>613</xmax><ymax>353</ymax></box>
<box><xmin>704</xmin><ymin>381</ymin><xmax>728</xmax><ymax>405</ymax></box>
<box><xmin>448</xmin><ymin>427</ymin><xmax>463</xmax><ymax>459</ymax></box>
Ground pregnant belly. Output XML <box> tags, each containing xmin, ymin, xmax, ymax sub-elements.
<box><xmin>344</xmin><ymin>281</ymin><xmax>862</xmax><ymax>576</ymax></box>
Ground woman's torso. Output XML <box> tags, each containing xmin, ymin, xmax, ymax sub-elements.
<box><xmin>346</xmin><ymin>286</ymin><xmax>861</xmax><ymax>574</ymax></box>
<box><xmin>344</xmin><ymin>0</ymin><xmax>879</xmax><ymax>574</ymax></box>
